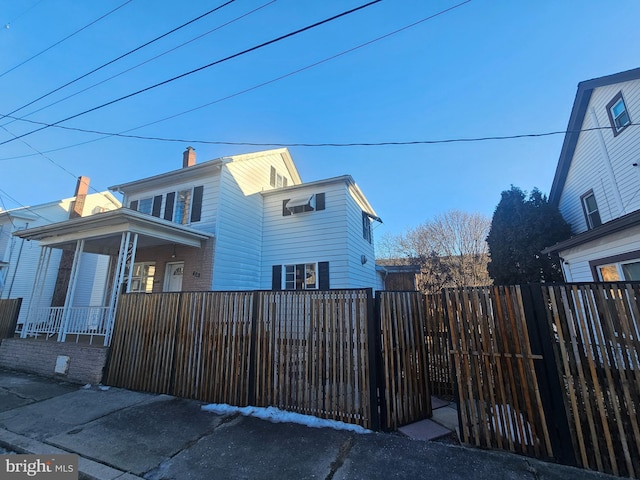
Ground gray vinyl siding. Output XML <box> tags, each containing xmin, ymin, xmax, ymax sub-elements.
<box><xmin>558</xmin><ymin>79</ymin><xmax>640</xmax><ymax>234</ymax></box>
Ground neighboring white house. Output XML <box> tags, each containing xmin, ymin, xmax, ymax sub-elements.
<box><xmin>0</xmin><ymin>183</ymin><xmax>121</xmax><ymax>326</ymax></box>
<box><xmin>15</xmin><ymin>147</ymin><xmax>381</xmax><ymax>344</ymax></box>
<box><xmin>544</xmin><ymin>67</ymin><xmax>640</xmax><ymax>281</ymax></box>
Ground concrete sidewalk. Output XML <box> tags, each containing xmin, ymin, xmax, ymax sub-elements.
<box><xmin>0</xmin><ymin>369</ymin><xmax>617</xmax><ymax>480</ymax></box>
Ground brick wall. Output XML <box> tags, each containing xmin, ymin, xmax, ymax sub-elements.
<box><xmin>0</xmin><ymin>338</ymin><xmax>108</xmax><ymax>385</ymax></box>
<box><xmin>134</xmin><ymin>238</ymin><xmax>215</xmax><ymax>292</ymax></box>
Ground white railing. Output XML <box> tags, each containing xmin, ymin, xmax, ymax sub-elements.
<box><xmin>24</xmin><ymin>306</ymin><xmax>112</xmax><ymax>345</ymax></box>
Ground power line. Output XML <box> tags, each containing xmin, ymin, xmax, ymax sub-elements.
<box><xmin>0</xmin><ymin>0</ymin><xmax>382</xmax><ymax>148</ymax></box>
<box><xmin>0</xmin><ymin>121</ymin><xmax>636</xmax><ymax>155</ymax></box>
<box><xmin>0</xmin><ymin>0</ymin><xmax>133</xmax><ymax>80</ymax></box>
<box><xmin>0</xmin><ymin>0</ymin><xmax>471</xmax><ymax>159</ymax></box>
<box><xmin>0</xmin><ymin>0</ymin><xmax>275</xmax><ymax>127</ymax></box>
<box><xmin>0</xmin><ymin>187</ymin><xmax>55</xmax><ymax>224</ymax></box>
<box><xmin>0</xmin><ymin>0</ymin><xmax>238</xmax><ymax>121</ymax></box>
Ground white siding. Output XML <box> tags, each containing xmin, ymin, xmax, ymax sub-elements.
<box><xmin>0</xmin><ymin>193</ymin><xmax>119</xmax><ymax>324</ymax></box>
<box><xmin>260</xmin><ymin>181</ymin><xmax>377</xmax><ymax>290</ymax></box>
<box><xmin>560</xmin><ymin>225</ymin><xmax>640</xmax><ymax>282</ymax></box>
<box><xmin>125</xmin><ymin>171</ymin><xmax>220</xmax><ymax>233</ymax></box>
<box><xmin>559</xmin><ymin>78</ymin><xmax>640</xmax><ymax>234</ymax></box>
<box><xmin>72</xmin><ymin>253</ymin><xmax>110</xmax><ymax>307</ymax></box>
<box><xmin>212</xmin><ymin>151</ymin><xmax>294</xmax><ymax>290</ymax></box>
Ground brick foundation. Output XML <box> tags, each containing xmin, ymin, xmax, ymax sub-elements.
<box><xmin>0</xmin><ymin>338</ymin><xmax>109</xmax><ymax>385</ymax></box>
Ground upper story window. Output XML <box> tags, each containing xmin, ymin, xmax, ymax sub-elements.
<box><xmin>606</xmin><ymin>91</ymin><xmax>631</xmax><ymax>137</ymax></box>
<box><xmin>131</xmin><ymin>185</ymin><xmax>203</xmax><ymax>225</ymax></box>
<box><xmin>270</xmin><ymin>166</ymin><xmax>288</xmax><ymax>189</ymax></box>
<box><xmin>362</xmin><ymin>212</ymin><xmax>372</xmax><ymax>243</ymax></box>
<box><xmin>174</xmin><ymin>190</ymin><xmax>191</xmax><ymax>225</ymax></box>
<box><xmin>282</xmin><ymin>192</ymin><xmax>325</xmax><ymax>216</ymax></box>
<box><xmin>137</xmin><ymin>197</ymin><xmax>153</xmax><ymax>215</ymax></box>
<box><xmin>581</xmin><ymin>190</ymin><xmax>601</xmax><ymax>230</ymax></box>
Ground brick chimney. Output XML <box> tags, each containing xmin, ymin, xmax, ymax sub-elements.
<box><xmin>183</xmin><ymin>146</ymin><xmax>196</xmax><ymax>168</ymax></box>
<box><xmin>70</xmin><ymin>175</ymin><xmax>90</xmax><ymax>219</ymax></box>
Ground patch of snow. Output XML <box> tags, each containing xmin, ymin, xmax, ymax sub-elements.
<box><xmin>98</xmin><ymin>385</ymin><xmax>110</xmax><ymax>391</ymax></box>
<box><xmin>202</xmin><ymin>403</ymin><xmax>371</xmax><ymax>434</ymax></box>
<box><xmin>81</xmin><ymin>384</ymin><xmax>92</xmax><ymax>389</ymax></box>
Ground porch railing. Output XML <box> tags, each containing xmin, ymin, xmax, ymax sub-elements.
<box><xmin>23</xmin><ymin>306</ymin><xmax>111</xmax><ymax>345</ymax></box>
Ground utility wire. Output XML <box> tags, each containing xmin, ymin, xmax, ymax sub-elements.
<box><xmin>0</xmin><ymin>0</ymin><xmax>133</xmax><ymax>80</ymax></box>
<box><xmin>0</xmin><ymin>0</ymin><xmax>275</xmax><ymax>127</ymax></box>
<box><xmin>0</xmin><ymin>0</ymin><xmax>237</xmax><ymax>121</ymax></box>
<box><xmin>0</xmin><ymin>0</ymin><xmax>382</xmax><ymax>148</ymax></box>
<box><xmin>0</xmin><ymin>0</ymin><xmax>470</xmax><ymax>159</ymax></box>
<box><xmin>0</xmin><ymin>187</ymin><xmax>55</xmax><ymax>224</ymax></box>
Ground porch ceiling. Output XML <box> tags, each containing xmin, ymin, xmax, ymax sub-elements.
<box><xmin>14</xmin><ymin>208</ymin><xmax>211</xmax><ymax>255</ymax></box>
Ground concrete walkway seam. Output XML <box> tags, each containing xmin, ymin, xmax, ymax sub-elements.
<box><xmin>0</xmin><ymin>427</ymin><xmax>144</xmax><ymax>480</ymax></box>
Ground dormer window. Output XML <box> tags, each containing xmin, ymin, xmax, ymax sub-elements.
<box><xmin>581</xmin><ymin>190</ymin><xmax>601</xmax><ymax>229</ymax></box>
<box><xmin>606</xmin><ymin>91</ymin><xmax>631</xmax><ymax>136</ymax></box>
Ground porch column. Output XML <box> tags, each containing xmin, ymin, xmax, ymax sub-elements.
<box><xmin>104</xmin><ymin>232</ymin><xmax>138</xmax><ymax>346</ymax></box>
<box><xmin>21</xmin><ymin>246</ymin><xmax>53</xmax><ymax>338</ymax></box>
<box><xmin>59</xmin><ymin>240</ymin><xmax>84</xmax><ymax>342</ymax></box>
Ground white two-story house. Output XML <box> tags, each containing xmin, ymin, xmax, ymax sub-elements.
<box><xmin>15</xmin><ymin>148</ymin><xmax>381</xmax><ymax>345</ymax></box>
<box><xmin>544</xmin><ymin>67</ymin><xmax>640</xmax><ymax>281</ymax></box>
<box><xmin>0</xmin><ymin>179</ymin><xmax>120</xmax><ymax>327</ymax></box>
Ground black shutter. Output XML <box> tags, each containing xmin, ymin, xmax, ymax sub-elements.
<box><xmin>282</xmin><ymin>199</ymin><xmax>291</xmax><ymax>216</ymax></box>
<box><xmin>129</xmin><ymin>200</ymin><xmax>138</xmax><ymax>211</ymax></box>
<box><xmin>318</xmin><ymin>262</ymin><xmax>330</xmax><ymax>290</ymax></box>
<box><xmin>190</xmin><ymin>185</ymin><xmax>204</xmax><ymax>222</ymax></box>
<box><xmin>164</xmin><ymin>192</ymin><xmax>175</xmax><ymax>221</ymax></box>
<box><xmin>151</xmin><ymin>195</ymin><xmax>162</xmax><ymax>217</ymax></box>
<box><xmin>270</xmin><ymin>166</ymin><xmax>276</xmax><ymax>187</ymax></box>
<box><xmin>272</xmin><ymin>265</ymin><xmax>282</xmax><ymax>290</ymax></box>
<box><xmin>315</xmin><ymin>193</ymin><xmax>325</xmax><ymax>211</ymax></box>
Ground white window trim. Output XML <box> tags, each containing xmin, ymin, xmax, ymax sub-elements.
<box><xmin>130</xmin><ymin>261</ymin><xmax>156</xmax><ymax>293</ymax></box>
<box><xmin>283</xmin><ymin>262</ymin><xmax>318</xmax><ymax>290</ymax></box>
<box><xmin>597</xmin><ymin>258</ymin><xmax>640</xmax><ymax>281</ymax></box>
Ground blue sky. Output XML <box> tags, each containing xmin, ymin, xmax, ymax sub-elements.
<box><xmin>0</xmin><ymin>0</ymin><xmax>639</xmax><ymax>242</ymax></box>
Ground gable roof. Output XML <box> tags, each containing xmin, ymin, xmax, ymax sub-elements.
<box><xmin>549</xmin><ymin>67</ymin><xmax>640</xmax><ymax>206</ymax></box>
<box><xmin>109</xmin><ymin>148</ymin><xmax>301</xmax><ymax>194</ymax></box>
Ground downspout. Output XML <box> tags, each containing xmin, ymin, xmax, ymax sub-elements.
<box><xmin>589</xmin><ymin>107</ymin><xmax>625</xmax><ymax>216</ymax></box>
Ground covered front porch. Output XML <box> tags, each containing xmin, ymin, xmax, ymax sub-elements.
<box><xmin>15</xmin><ymin>209</ymin><xmax>211</xmax><ymax>346</ymax></box>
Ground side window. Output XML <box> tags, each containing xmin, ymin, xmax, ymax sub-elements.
<box><xmin>581</xmin><ymin>190</ymin><xmax>601</xmax><ymax>229</ymax></box>
<box><xmin>606</xmin><ymin>91</ymin><xmax>631</xmax><ymax>136</ymax></box>
<box><xmin>137</xmin><ymin>198</ymin><xmax>153</xmax><ymax>215</ymax></box>
<box><xmin>362</xmin><ymin>212</ymin><xmax>372</xmax><ymax>243</ymax></box>
<box><xmin>270</xmin><ymin>166</ymin><xmax>288</xmax><ymax>188</ymax></box>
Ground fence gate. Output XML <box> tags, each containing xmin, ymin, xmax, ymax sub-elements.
<box><xmin>377</xmin><ymin>291</ymin><xmax>431</xmax><ymax>430</ymax></box>
<box><xmin>445</xmin><ymin>286</ymin><xmax>553</xmax><ymax>458</ymax></box>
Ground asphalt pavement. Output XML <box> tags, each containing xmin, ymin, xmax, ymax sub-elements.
<box><xmin>0</xmin><ymin>368</ymin><xmax>619</xmax><ymax>480</ymax></box>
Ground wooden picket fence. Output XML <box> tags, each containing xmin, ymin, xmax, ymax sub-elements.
<box><xmin>0</xmin><ymin>298</ymin><xmax>22</xmax><ymax>339</ymax></box>
<box><xmin>445</xmin><ymin>286</ymin><xmax>553</xmax><ymax>459</ymax></box>
<box><xmin>424</xmin><ymin>293</ymin><xmax>454</xmax><ymax>398</ymax></box>
<box><xmin>377</xmin><ymin>291</ymin><xmax>431</xmax><ymax>430</ymax></box>
<box><xmin>543</xmin><ymin>283</ymin><xmax>640</xmax><ymax>478</ymax></box>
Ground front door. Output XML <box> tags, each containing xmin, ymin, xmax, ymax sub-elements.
<box><xmin>164</xmin><ymin>262</ymin><xmax>184</xmax><ymax>292</ymax></box>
